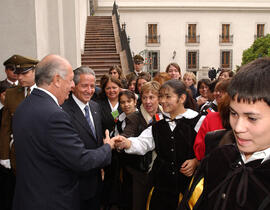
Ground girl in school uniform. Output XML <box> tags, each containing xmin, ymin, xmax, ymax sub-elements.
<box><xmin>114</xmin><ymin>79</ymin><xmax>204</xmax><ymax>210</ymax></box>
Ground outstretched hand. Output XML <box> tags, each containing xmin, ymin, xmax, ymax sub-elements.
<box><xmin>103</xmin><ymin>129</ymin><xmax>115</xmax><ymax>149</ymax></box>
<box><xmin>112</xmin><ymin>135</ymin><xmax>131</xmax><ymax>150</ymax></box>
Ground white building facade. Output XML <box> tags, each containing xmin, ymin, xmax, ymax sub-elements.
<box><xmin>95</xmin><ymin>0</ymin><xmax>270</xmax><ymax>76</ymax></box>
<box><xmin>0</xmin><ymin>0</ymin><xmax>89</xmax><ymax>80</ymax></box>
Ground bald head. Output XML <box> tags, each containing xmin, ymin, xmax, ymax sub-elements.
<box><xmin>35</xmin><ymin>54</ymin><xmax>71</xmax><ymax>86</ymax></box>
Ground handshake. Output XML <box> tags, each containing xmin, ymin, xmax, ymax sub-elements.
<box><xmin>103</xmin><ymin>129</ymin><xmax>131</xmax><ymax>150</ymax></box>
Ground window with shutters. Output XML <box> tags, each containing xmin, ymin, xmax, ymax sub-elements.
<box><xmin>146</xmin><ymin>24</ymin><xmax>160</xmax><ymax>45</ymax></box>
<box><xmin>186</xmin><ymin>23</ymin><xmax>200</xmax><ymax>45</ymax></box>
<box><xmin>146</xmin><ymin>50</ymin><xmax>160</xmax><ymax>77</ymax></box>
<box><xmin>257</xmin><ymin>24</ymin><xmax>265</xmax><ymax>38</ymax></box>
<box><xmin>220</xmin><ymin>24</ymin><xmax>233</xmax><ymax>44</ymax></box>
<box><xmin>220</xmin><ymin>50</ymin><xmax>232</xmax><ymax>69</ymax></box>
<box><xmin>188</xmin><ymin>24</ymin><xmax>196</xmax><ymax>43</ymax></box>
<box><xmin>186</xmin><ymin>50</ymin><xmax>199</xmax><ymax>71</ymax></box>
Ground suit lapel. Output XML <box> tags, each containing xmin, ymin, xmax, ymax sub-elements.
<box><xmin>69</xmin><ymin>97</ymin><xmax>97</xmax><ymax>140</ymax></box>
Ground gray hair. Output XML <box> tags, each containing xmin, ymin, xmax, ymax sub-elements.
<box><xmin>73</xmin><ymin>66</ymin><xmax>96</xmax><ymax>85</ymax></box>
<box><xmin>35</xmin><ymin>59</ymin><xmax>67</xmax><ymax>86</ymax></box>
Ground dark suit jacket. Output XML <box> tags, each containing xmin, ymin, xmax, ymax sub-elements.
<box><xmin>97</xmin><ymin>98</ymin><xmax>122</xmax><ymax>136</ymax></box>
<box><xmin>62</xmin><ymin>95</ymin><xmax>105</xmax><ymax>199</ymax></box>
<box><xmin>12</xmin><ymin>89</ymin><xmax>111</xmax><ymax>210</ymax></box>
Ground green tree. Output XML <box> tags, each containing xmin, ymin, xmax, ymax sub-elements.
<box><xmin>242</xmin><ymin>34</ymin><xmax>270</xmax><ymax>65</ymax></box>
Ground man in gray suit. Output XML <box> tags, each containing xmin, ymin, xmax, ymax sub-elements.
<box><xmin>12</xmin><ymin>55</ymin><xmax>114</xmax><ymax>210</ymax></box>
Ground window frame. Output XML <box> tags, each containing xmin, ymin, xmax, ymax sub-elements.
<box><xmin>146</xmin><ymin>50</ymin><xmax>160</xmax><ymax>77</ymax></box>
<box><xmin>186</xmin><ymin>50</ymin><xmax>199</xmax><ymax>71</ymax></box>
<box><xmin>219</xmin><ymin>23</ymin><xmax>233</xmax><ymax>45</ymax></box>
<box><xmin>146</xmin><ymin>23</ymin><xmax>160</xmax><ymax>46</ymax></box>
<box><xmin>220</xmin><ymin>50</ymin><xmax>233</xmax><ymax>70</ymax></box>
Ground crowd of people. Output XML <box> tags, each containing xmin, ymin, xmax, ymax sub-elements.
<box><xmin>0</xmin><ymin>53</ymin><xmax>269</xmax><ymax>210</ymax></box>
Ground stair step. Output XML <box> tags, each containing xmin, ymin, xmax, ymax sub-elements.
<box><xmin>83</xmin><ymin>15</ymin><xmax>121</xmax><ymax>85</ymax></box>
<box><xmin>82</xmin><ymin>60</ymin><xmax>121</xmax><ymax>64</ymax></box>
<box><xmin>84</xmin><ymin>47</ymin><xmax>116</xmax><ymax>50</ymax></box>
<box><xmin>84</xmin><ymin>40</ymin><xmax>115</xmax><ymax>43</ymax></box>
<box><xmin>82</xmin><ymin>53</ymin><xmax>120</xmax><ymax>58</ymax></box>
<box><xmin>82</xmin><ymin>56</ymin><xmax>120</xmax><ymax>60</ymax></box>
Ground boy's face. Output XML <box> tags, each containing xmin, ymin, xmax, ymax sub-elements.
<box><xmin>229</xmin><ymin>99</ymin><xmax>270</xmax><ymax>159</ymax></box>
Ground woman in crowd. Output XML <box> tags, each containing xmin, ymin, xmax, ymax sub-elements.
<box><xmin>116</xmin><ymin>90</ymin><xmax>137</xmax><ymax>135</ymax></box>
<box><xmin>97</xmin><ymin>75</ymin><xmax>123</xmax><ymax>209</ymax></box>
<box><xmin>153</xmin><ymin>72</ymin><xmax>171</xmax><ymax>85</ymax></box>
<box><xmin>127</xmin><ymin>74</ymin><xmax>137</xmax><ymax>93</ymax></box>
<box><xmin>194</xmin><ymin>79</ymin><xmax>231</xmax><ymax>160</ymax></box>
<box><xmin>135</xmin><ymin>72</ymin><xmax>152</xmax><ymax>94</ymax></box>
<box><xmin>114</xmin><ymin>80</ymin><xmax>203</xmax><ymax>210</ymax></box>
<box><xmin>179</xmin><ymin>57</ymin><xmax>270</xmax><ymax>210</ymax></box>
<box><xmin>120</xmin><ymin>81</ymin><xmax>162</xmax><ymax>210</ymax></box>
<box><xmin>98</xmin><ymin>75</ymin><xmax>122</xmax><ymax>136</ymax></box>
<box><xmin>196</xmin><ymin>79</ymin><xmax>211</xmax><ymax>107</ymax></box>
<box><xmin>183</xmin><ymin>72</ymin><xmax>197</xmax><ymax>99</ymax></box>
<box><xmin>109</xmin><ymin>65</ymin><xmax>128</xmax><ymax>88</ymax></box>
<box><xmin>135</xmin><ymin>72</ymin><xmax>152</xmax><ymax>109</ymax></box>
<box><xmin>165</xmin><ymin>63</ymin><xmax>182</xmax><ymax>80</ymax></box>
<box><xmin>218</xmin><ymin>69</ymin><xmax>234</xmax><ymax>81</ymax></box>
<box><xmin>115</xmin><ymin>90</ymin><xmax>138</xmax><ymax>210</ymax></box>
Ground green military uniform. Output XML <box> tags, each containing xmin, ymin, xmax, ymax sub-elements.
<box><xmin>0</xmin><ymin>86</ymin><xmax>25</xmax><ymax>171</ymax></box>
<box><xmin>126</xmin><ymin>54</ymin><xmax>144</xmax><ymax>81</ymax></box>
<box><xmin>0</xmin><ymin>55</ymin><xmax>39</xmax><ymax>173</ymax></box>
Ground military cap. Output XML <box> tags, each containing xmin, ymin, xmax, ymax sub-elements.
<box><xmin>133</xmin><ymin>54</ymin><xmax>144</xmax><ymax>64</ymax></box>
<box><xmin>3</xmin><ymin>55</ymin><xmax>39</xmax><ymax>74</ymax></box>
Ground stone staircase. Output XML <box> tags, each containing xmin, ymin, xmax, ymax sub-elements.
<box><xmin>81</xmin><ymin>16</ymin><xmax>121</xmax><ymax>85</ymax></box>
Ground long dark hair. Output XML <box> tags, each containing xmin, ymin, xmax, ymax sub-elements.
<box><xmin>160</xmin><ymin>79</ymin><xmax>197</xmax><ymax>111</ymax></box>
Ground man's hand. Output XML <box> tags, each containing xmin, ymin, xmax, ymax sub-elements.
<box><xmin>103</xmin><ymin>129</ymin><xmax>115</xmax><ymax>149</ymax></box>
<box><xmin>113</xmin><ymin>135</ymin><xmax>131</xmax><ymax>150</ymax></box>
<box><xmin>180</xmin><ymin>158</ymin><xmax>199</xmax><ymax>177</ymax></box>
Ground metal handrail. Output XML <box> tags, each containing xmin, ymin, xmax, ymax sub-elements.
<box><xmin>112</xmin><ymin>2</ymin><xmax>134</xmax><ymax>72</ymax></box>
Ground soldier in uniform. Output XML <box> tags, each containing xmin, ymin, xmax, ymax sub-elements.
<box><xmin>0</xmin><ymin>57</ymin><xmax>18</xmax><ymax>90</ymax></box>
<box><xmin>126</xmin><ymin>54</ymin><xmax>144</xmax><ymax>81</ymax></box>
<box><xmin>0</xmin><ymin>55</ymin><xmax>39</xmax><ymax>172</ymax></box>
<box><xmin>0</xmin><ymin>55</ymin><xmax>38</xmax><ymax>210</ymax></box>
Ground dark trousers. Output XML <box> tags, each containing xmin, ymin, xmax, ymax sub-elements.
<box><xmin>149</xmin><ymin>188</ymin><xmax>179</xmax><ymax>210</ymax></box>
<box><xmin>80</xmin><ymin>192</ymin><xmax>102</xmax><ymax>210</ymax></box>
<box><xmin>0</xmin><ymin>166</ymin><xmax>15</xmax><ymax>210</ymax></box>
<box><xmin>127</xmin><ymin>167</ymin><xmax>150</xmax><ymax>210</ymax></box>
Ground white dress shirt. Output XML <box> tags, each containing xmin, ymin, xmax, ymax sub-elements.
<box><xmin>25</xmin><ymin>84</ymin><xmax>37</xmax><ymax>97</ymax></box>
<box><xmin>36</xmin><ymin>87</ymin><xmax>60</xmax><ymax>106</ymax></box>
<box><xmin>6</xmin><ymin>78</ymin><xmax>18</xmax><ymax>86</ymax></box>
<box><xmin>72</xmin><ymin>94</ymin><xmax>95</xmax><ymax>127</ymax></box>
<box><xmin>241</xmin><ymin>147</ymin><xmax>270</xmax><ymax>164</ymax></box>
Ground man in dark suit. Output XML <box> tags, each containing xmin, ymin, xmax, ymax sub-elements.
<box><xmin>12</xmin><ymin>54</ymin><xmax>114</xmax><ymax>210</ymax></box>
<box><xmin>62</xmin><ymin>66</ymin><xmax>105</xmax><ymax>210</ymax></box>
